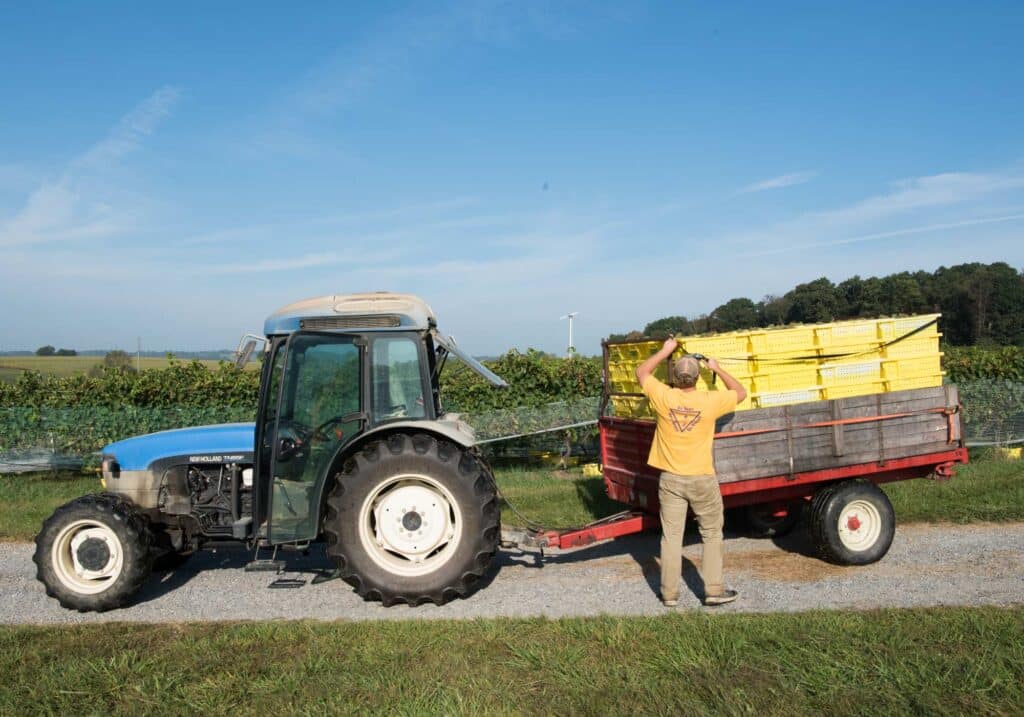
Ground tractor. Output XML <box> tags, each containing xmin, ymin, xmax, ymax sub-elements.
<box><xmin>34</xmin><ymin>293</ymin><xmax>508</xmax><ymax>611</ymax></box>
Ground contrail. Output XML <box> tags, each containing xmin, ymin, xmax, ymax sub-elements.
<box><xmin>749</xmin><ymin>212</ymin><xmax>1024</xmax><ymax>257</ymax></box>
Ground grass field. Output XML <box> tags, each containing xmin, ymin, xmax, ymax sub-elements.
<box><xmin>0</xmin><ymin>355</ymin><xmax>258</xmax><ymax>383</ymax></box>
<box><xmin>0</xmin><ymin>607</ymin><xmax>1020</xmax><ymax>715</ymax></box>
<box><xmin>1</xmin><ymin>454</ymin><xmax>1020</xmax><ymax>542</ymax></box>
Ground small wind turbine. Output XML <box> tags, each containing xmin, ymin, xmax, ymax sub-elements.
<box><xmin>560</xmin><ymin>312</ymin><xmax>579</xmax><ymax>356</ymax></box>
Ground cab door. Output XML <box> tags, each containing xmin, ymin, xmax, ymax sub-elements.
<box><xmin>267</xmin><ymin>332</ymin><xmax>365</xmax><ymax>544</ymax></box>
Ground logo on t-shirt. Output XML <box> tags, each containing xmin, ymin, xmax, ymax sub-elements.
<box><xmin>668</xmin><ymin>406</ymin><xmax>702</xmax><ymax>432</ymax></box>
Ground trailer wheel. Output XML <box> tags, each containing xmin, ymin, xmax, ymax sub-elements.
<box><xmin>33</xmin><ymin>494</ymin><xmax>153</xmax><ymax>611</ymax></box>
<box><xmin>809</xmin><ymin>480</ymin><xmax>895</xmax><ymax>565</ymax></box>
<box><xmin>742</xmin><ymin>500</ymin><xmax>803</xmax><ymax>538</ymax></box>
<box><xmin>323</xmin><ymin>433</ymin><xmax>500</xmax><ymax>606</ymax></box>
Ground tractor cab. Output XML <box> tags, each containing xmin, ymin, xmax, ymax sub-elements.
<box><xmin>37</xmin><ymin>292</ymin><xmax>507</xmax><ymax>612</ymax></box>
<box><xmin>242</xmin><ymin>292</ymin><xmax>506</xmax><ymax>546</ymax></box>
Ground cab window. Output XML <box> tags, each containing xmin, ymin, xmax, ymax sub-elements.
<box><xmin>372</xmin><ymin>337</ymin><xmax>426</xmax><ymax>422</ymax></box>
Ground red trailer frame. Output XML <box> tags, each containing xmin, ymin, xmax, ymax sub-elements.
<box><xmin>520</xmin><ymin>414</ymin><xmax>967</xmax><ymax>551</ymax></box>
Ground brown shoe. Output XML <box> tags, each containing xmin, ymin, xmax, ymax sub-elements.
<box><xmin>703</xmin><ymin>589</ymin><xmax>738</xmax><ymax>606</ymax></box>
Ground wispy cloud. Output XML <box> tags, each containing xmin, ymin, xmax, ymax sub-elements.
<box><xmin>0</xmin><ymin>86</ymin><xmax>180</xmax><ymax>247</ymax></box>
<box><xmin>740</xmin><ymin>171</ymin><xmax>817</xmax><ymax>193</ymax></box>
<box><xmin>724</xmin><ymin>168</ymin><xmax>1024</xmax><ymax>253</ymax></box>
<box><xmin>207</xmin><ymin>252</ymin><xmax>352</xmax><ymax>275</ymax></box>
<box><xmin>748</xmin><ymin>211</ymin><xmax>1024</xmax><ymax>257</ymax></box>
<box><xmin>76</xmin><ymin>86</ymin><xmax>180</xmax><ymax>170</ymax></box>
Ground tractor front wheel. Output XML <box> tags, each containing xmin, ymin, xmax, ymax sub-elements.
<box><xmin>324</xmin><ymin>433</ymin><xmax>500</xmax><ymax>606</ymax></box>
<box><xmin>34</xmin><ymin>494</ymin><xmax>153</xmax><ymax>611</ymax></box>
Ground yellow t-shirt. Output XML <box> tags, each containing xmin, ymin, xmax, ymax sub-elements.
<box><xmin>641</xmin><ymin>375</ymin><xmax>738</xmax><ymax>476</ymax></box>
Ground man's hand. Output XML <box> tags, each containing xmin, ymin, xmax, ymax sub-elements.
<box><xmin>704</xmin><ymin>357</ymin><xmax>747</xmax><ymax>403</ymax></box>
<box><xmin>662</xmin><ymin>337</ymin><xmax>677</xmax><ymax>354</ymax></box>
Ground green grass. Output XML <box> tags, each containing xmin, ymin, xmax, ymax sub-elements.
<box><xmin>0</xmin><ymin>473</ymin><xmax>99</xmax><ymax>541</ymax></box>
<box><xmin>883</xmin><ymin>453</ymin><xmax>1024</xmax><ymax>523</ymax></box>
<box><xmin>0</xmin><ymin>608</ymin><xmax>1021</xmax><ymax>715</ymax></box>
<box><xmin>0</xmin><ymin>455</ymin><xmax>1021</xmax><ymax>541</ymax></box>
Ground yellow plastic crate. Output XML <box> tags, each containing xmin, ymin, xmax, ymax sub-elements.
<box><xmin>677</xmin><ymin>334</ymin><xmax>751</xmax><ymax>360</ymax></box>
<box><xmin>813</xmin><ymin>319</ymin><xmax>880</xmax><ymax>349</ymax></box>
<box><xmin>610</xmin><ymin>396</ymin><xmax>652</xmax><ymax>419</ymax></box>
<box><xmin>881</xmin><ymin>355</ymin><xmax>943</xmax><ymax>380</ymax></box>
<box><xmin>748</xmin><ymin>326</ymin><xmax>817</xmax><ymax>354</ymax></box>
<box><xmin>818</xmin><ymin>359</ymin><xmax>883</xmax><ymax>385</ymax></box>
<box><xmin>885</xmin><ymin>375</ymin><xmax>944</xmax><ymax>392</ymax></box>
<box><xmin>877</xmin><ymin>314</ymin><xmax>940</xmax><ymax>341</ymax></box>
<box><xmin>749</xmin><ymin>350</ymin><xmax>823</xmax><ymax>374</ymax></box>
<box><xmin>751</xmin><ymin>388</ymin><xmax>823</xmax><ymax>408</ymax></box>
<box><xmin>880</xmin><ymin>335</ymin><xmax>941</xmax><ymax>359</ymax></box>
<box><xmin>607</xmin><ymin>341</ymin><xmax>661</xmax><ymax>363</ymax></box>
<box><xmin>821</xmin><ymin>382</ymin><xmax>888</xmax><ymax>400</ymax></box>
<box><xmin>750</xmin><ymin>366</ymin><xmax>820</xmax><ymax>393</ymax></box>
<box><xmin>709</xmin><ymin>356</ymin><xmax>755</xmax><ymax>380</ymax></box>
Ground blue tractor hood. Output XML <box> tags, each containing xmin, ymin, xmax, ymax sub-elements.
<box><xmin>104</xmin><ymin>423</ymin><xmax>256</xmax><ymax>472</ymax></box>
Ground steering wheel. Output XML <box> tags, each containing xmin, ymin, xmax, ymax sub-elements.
<box><xmin>313</xmin><ymin>415</ymin><xmax>353</xmax><ymax>442</ymax></box>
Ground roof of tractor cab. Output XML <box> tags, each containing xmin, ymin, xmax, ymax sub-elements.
<box><xmin>264</xmin><ymin>292</ymin><xmax>436</xmax><ymax>336</ymax></box>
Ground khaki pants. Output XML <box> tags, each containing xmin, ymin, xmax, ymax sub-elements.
<box><xmin>658</xmin><ymin>471</ymin><xmax>724</xmax><ymax>601</ymax></box>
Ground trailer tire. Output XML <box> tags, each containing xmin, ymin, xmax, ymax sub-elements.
<box><xmin>742</xmin><ymin>500</ymin><xmax>803</xmax><ymax>538</ymax></box>
<box><xmin>323</xmin><ymin>433</ymin><xmax>500</xmax><ymax>606</ymax></box>
<box><xmin>33</xmin><ymin>494</ymin><xmax>153</xmax><ymax>612</ymax></box>
<box><xmin>809</xmin><ymin>480</ymin><xmax>894</xmax><ymax>565</ymax></box>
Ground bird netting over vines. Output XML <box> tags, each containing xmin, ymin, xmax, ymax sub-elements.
<box><xmin>1</xmin><ymin>381</ymin><xmax>1022</xmax><ymax>473</ymax></box>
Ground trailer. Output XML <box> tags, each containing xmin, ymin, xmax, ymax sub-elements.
<box><xmin>515</xmin><ymin>355</ymin><xmax>967</xmax><ymax>567</ymax></box>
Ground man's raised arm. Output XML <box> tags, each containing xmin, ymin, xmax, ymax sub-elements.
<box><xmin>705</xmin><ymin>358</ymin><xmax>747</xmax><ymax>404</ymax></box>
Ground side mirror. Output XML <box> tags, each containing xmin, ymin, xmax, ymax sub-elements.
<box><xmin>235</xmin><ymin>340</ymin><xmax>258</xmax><ymax>369</ymax></box>
<box><xmin>234</xmin><ymin>333</ymin><xmax>266</xmax><ymax>369</ymax></box>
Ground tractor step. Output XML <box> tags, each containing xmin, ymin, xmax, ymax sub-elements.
<box><xmin>244</xmin><ymin>559</ymin><xmax>285</xmax><ymax>573</ymax></box>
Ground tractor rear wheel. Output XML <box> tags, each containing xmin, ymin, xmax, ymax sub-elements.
<box><xmin>324</xmin><ymin>433</ymin><xmax>500</xmax><ymax>606</ymax></box>
<box><xmin>34</xmin><ymin>494</ymin><xmax>153</xmax><ymax>611</ymax></box>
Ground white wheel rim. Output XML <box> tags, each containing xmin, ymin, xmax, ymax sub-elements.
<box><xmin>50</xmin><ymin>519</ymin><xmax>125</xmax><ymax>594</ymax></box>
<box><xmin>358</xmin><ymin>473</ymin><xmax>463</xmax><ymax>577</ymax></box>
<box><xmin>837</xmin><ymin>499</ymin><xmax>882</xmax><ymax>552</ymax></box>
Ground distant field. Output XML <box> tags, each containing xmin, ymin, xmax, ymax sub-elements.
<box><xmin>0</xmin><ymin>355</ymin><xmax>258</xmax><ymax>382</ymax></box>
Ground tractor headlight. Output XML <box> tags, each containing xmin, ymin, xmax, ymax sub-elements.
<box><xmin>101</xmin><ymin>456</ymin><xmax>120</xmax><ymax>479</ymax></box>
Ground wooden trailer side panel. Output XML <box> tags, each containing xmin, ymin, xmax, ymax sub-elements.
<box><xmin>600</xmin><ymin>385</ymin><xmax>965</xmax><ymax>513</ymax></box>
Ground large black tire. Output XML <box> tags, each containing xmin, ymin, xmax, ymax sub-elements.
<box><xmin>809</xmin><ymin>480</ymin><xmax>895</xmax><ymax>565</ymax></box>
<box><xmin>324</xmin><ymin>433</ymin><xmax>500</xmax><ymax>606</ymax></box>
<box><xmin>742</xmin><ymin>500</ymin><xmax>804</xmax><ymax>538</ymax></box>
<box><xmin>33</xmin><ymin>494</ymin><xmax>153</xmax><ymax>612</ymax></box>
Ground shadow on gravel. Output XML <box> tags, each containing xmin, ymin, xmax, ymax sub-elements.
<box><xmin>131</xmin><ymin>541</ymin><xmax>507</xmax><ymax>608</ymax></box>
<box><xmin>500</xmin><ymin>516</ymin><xmax>825</xmax><ymax>601</ymax></box>
<box><xmin>132</xmin><ymin>544</ymin><xmax>333</xmax><ymax>607</ymax></box>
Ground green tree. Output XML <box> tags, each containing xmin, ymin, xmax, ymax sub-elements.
<box><xmin>710</xmin><ymin>298</ymin><xmax>760</xmax><ymax>332</ymax></box>
<box><xmin>99</xmin><ymin>350</ymin><xmax>135</xmax><ymax>373</ymax></box>
<box><xmin>643</xmin><ymin>316</ymin><xmax>693</xmax><ymax>338</ymax></box>
<box><xmin>785</xmin><ymin>278</ymin><xmax>840</xmax><ymax>323</ymax></box>
<box><xmin>757</xmin><ymin>295</ymin><xmax>789</xmax><ymax>326</ymax></box>
<box><xmin>55</xmin><ymin>348</ymin><xmax>77</xmax><ymax>357</ymax></box>
<box><xmin>35</xmin><ymin>345</ymin><xmax>56</xmax><ymax>356</ymax></box>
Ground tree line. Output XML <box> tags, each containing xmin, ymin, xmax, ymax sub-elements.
<box><xmin>610</xmin><ymin>262</ymin><xmax>1024</xmax><ymax>346</ymax></box>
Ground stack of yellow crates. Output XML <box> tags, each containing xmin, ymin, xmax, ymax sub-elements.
<box><xmin>607</xmin><ymin>314</ymin><xmax>943</xmax><ymax>418</ymax></box>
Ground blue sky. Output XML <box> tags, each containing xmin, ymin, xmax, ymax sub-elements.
<box><xmin>1</xmin><ymin>1</ymin><xmax>1022</xmax><ymax>356</ymax></box>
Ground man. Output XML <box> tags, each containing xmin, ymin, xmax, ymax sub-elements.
<box><xmin>635</xmin><ymin>338</ymin><xmax>747</xmax><ymax>607</ymax></box>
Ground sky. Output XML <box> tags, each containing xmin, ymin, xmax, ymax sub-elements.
<box><xmin>1</xmin><ymin>1</ymin><xmax>1023</xmax><ymax>356</ymax></box>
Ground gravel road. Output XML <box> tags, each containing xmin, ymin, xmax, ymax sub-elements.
<box><xmin>3</xmin><ymin>522</ymin><xmax>1022</xmax><ymax>625</ymax></box>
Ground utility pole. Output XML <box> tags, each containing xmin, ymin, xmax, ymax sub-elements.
<box><xmin>560</xmin><ymin>312</ymin><xmax>578</xmax><ymax>357</ymax></box>
<box><xmin>137</xmin><ymin>337</ymin><xmax>141</xmax><ymax>372</ymax></box>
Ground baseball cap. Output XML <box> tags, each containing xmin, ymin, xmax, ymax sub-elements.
<box><xmin>671</xmin><ymin>356</ymin><xmax>701</xmax><ymax>384</ymax></box>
